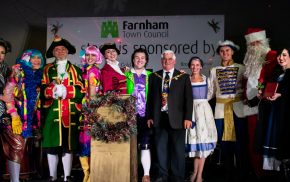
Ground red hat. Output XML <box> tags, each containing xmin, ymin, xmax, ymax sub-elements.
<box><xmin>245</xmin><ymin>28</ymin><xmax>266</xmax><ymax>44</ymax></box>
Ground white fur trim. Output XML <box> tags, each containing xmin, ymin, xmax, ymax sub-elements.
<box><xmin>245</xmin><ymin>30</ymin><xmax>266</xmax><ymax>43</ymax></box>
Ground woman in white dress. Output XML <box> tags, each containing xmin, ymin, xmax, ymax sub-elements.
<box><xmin>185</xmin><ymin>56</ymin><xmax>217</xmax><ymax>182</ymax></box>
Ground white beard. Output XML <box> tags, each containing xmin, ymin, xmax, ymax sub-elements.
<box><xmin>243</xmin><ymin>45</ymin><xmax>270</xmax><ymax>79</ymax></box>
<box><xmin>243</xmin><ymin>44</ymin><xmax>270</xmax><ymax>116</ymax></box>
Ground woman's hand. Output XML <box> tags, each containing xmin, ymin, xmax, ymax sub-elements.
<box><xmin>267</xmin><ymin>93</ymin><xmax>281</xmax><ymax>101</ymax></box>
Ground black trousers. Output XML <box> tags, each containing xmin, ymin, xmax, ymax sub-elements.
<box><xmin>153</xmin><ymin>112</ymin><xmax>185</xmax><ymax>182</ymax></box>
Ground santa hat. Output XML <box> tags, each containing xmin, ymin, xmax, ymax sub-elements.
<box><xmin>216</xmin><ymin>40</ymin><xmax>240</xmax><ymax>53</ymax></box>
<box><xmin>245</xmin><ymin>28</ymin><xmax>266</xmax><ymax>44</ymax></box>
<box><xmin>46</xmin><ymin>35</ymin><xmax>76</xmax><ymax>58</ymax></box>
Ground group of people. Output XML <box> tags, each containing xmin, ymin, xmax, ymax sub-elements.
<box><xmin>0</xmin><ymin>26</ymin><xmax>289</xmax><ymax>182</ymax></box>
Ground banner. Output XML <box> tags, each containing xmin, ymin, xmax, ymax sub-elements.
<box><xmin>47</xmin><ymin>15</ymin><xmax>224</xmax><ymax>74</ymax></box>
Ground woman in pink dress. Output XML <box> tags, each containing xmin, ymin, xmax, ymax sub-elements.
<box><xmin>79</xmin><ymin>45</ymin><xmax>103</xmax><ymax>182</ymax></box>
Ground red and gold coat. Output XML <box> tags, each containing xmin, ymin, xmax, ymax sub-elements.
<box><xmin>41</xmin><ymin>61</ymin><xmax>85</xmax><ymax>150</ymax></box>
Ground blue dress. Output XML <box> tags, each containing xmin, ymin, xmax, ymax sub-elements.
<box><xmin>185</xmin><ymin>75</ymin><xmax>217</xmax><ymax>158</ymax></box>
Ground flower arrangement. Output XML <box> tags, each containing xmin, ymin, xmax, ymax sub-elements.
<box><xmin>81</xmin><ymin>92</ymin><xmax>137</xmax><ymax>143</ymax></box>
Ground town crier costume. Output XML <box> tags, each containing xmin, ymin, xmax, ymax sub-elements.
<box><xmin>243</xmin><ymin>28</ymin><xmax>277</xmax><ymax>176</ymax></box>
<box><xmin>41</xmin><ymin>36</ymin><xmax>85</xmax><ymax>182</ymax></box>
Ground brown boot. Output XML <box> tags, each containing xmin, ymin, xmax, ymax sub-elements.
<box><xmin>142</xmin><ymin>175</ymin><xmax>150</xmax><ymax>182</ymax></box>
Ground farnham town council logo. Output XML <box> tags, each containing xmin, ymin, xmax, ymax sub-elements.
<box><xmin>101</xmin><ymin>20</ymin><xmax>119</xmax><ymax>38</ymax></box>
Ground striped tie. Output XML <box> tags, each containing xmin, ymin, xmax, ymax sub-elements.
<box><xmin>161</xmin><ymin>72</ymin><xmax>170</xmax><ymax>108</ymax></box>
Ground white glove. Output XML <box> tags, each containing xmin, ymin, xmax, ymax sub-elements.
<box><xmin>60</xmin><ymin>84</ymin><xmax>67</xmax><ymax>99</ymax></box>
<box><xmin>52</xmin><ymin>85</ymin><xmax>58</xmax><ymax>99</ymax></box>
<box><xmin>53</xmin><ymin>84</ymin><xmax>65</xmax><ymax>99</ymax></box>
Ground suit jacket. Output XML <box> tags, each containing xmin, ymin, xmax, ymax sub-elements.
<box><xmin>146</xmin><ymin>69</ymin><xmax>193</xmax><ymax>129</ymax></box>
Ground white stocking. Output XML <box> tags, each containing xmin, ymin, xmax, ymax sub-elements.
<box><xmin>141</xmin><ymin>150</ymin><xmax>151</xmax><ymax>176</ymax></box>
<box><xmin>62</xmin><ymin>153</ymin><xmax>73</xmax><ymax>181</ymax></box>
<box><xmin>47</xmin><ymin>154</ymin><xmax>59</xmax><ymax>180</ymax></box>
<box><xmin>8</xmin><ymin>160</ymin><xmax>20</xmax><ymax>182</ymax></box>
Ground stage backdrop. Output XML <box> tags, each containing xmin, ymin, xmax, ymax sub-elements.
<box><xmin>47</xmin><ymin>15</ymin><xmax>224</xmax><ymax>75</ymax></box>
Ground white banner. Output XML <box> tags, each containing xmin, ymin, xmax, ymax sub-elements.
<box><xmin>47</xmin><ymin>15</ymin><xmax>224</xmax><ymax>75</ymax></box>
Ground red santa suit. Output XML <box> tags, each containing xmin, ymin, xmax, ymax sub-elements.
<box><xmin>243</xmin><ymin>28</ymin><xmax>277</xmax><ymax>177</ymax></box>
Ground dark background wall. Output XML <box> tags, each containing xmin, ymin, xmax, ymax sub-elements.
<box><xmin>1</xmin><ymin>0</ymin><xmax>289</xmax><ymax>65</ymax></box>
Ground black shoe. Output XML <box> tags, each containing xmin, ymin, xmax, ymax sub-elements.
<box><xmin>154</xmin><ymin>176</ymin><xmax>168</xmax><ymax>182</ymax></box>
<box><xmin>64</xmin><ymin>176</ymin><xmax>74</xmax><ymax>182</ymax></box>
<box><xmin>49</xmin><ymin>176</ymin><xmax>58</xmax><ymax>182</ymax></box>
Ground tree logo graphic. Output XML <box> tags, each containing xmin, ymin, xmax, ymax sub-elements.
<box><xmin>101</xmin><ymin>21</ymin><xmax>119</xmax><ymax>38</ymax></box>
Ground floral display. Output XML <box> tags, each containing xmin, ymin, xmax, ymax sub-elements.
<box><xmin>81</xmin><ymin>92</ymin><xmax>137</xmax><ymax>143</ymax></box>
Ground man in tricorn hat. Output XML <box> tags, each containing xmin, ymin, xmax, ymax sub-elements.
<box><xmin>41</xmin><ymin>35</ymin><xmax>85</xmax><ymax>182</ymax></box>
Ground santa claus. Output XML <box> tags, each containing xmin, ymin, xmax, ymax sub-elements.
<box><xmin>243</xmin><ymin>28</ymin><xmax>277</xmax><ymax>177</ymax></box>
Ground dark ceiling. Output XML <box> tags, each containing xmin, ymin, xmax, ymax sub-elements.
<box><xmin>1</xmin><ymin>0</ymin><xmax>290</xmax><ymax>61</ymax></box>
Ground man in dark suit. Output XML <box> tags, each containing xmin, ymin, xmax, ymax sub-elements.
<box><xmin>147</xmin><ymin>50</ymin><xmax>193</xmax><ymax>182</ymax></box>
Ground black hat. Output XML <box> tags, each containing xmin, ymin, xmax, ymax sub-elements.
<box><xmin>46</xmin><ymin>35</ymin><xmax>76</xmax><ymax>58</ymax></box>
<box><xmin>99</xmin><ymin>43</ymin><xmax>120</xmax><ymax>55</ymax></box>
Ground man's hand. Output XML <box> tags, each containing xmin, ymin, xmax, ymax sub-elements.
<box><xmin>184</xmin><ymin>119</ymin><xmax>192</xmax><ymax>129</ymax></box>
<box><xmin>147</xmin><ymin>119</ymin><xmax>154</xmax><ymax>128</ymax></box>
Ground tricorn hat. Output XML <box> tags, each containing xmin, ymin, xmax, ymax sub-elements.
<box><xmin>99</xmin><ymin>43</ymin><xmax>120</xmax><ymax>55</ymax></box>
<box><xmin>46</xmin><ymin>35</ymin><xmax>76</xmax><ymax>58</ymax></box>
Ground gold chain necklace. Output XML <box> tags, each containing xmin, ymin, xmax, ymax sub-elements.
<box><xmin>154</xmin><ymin>72</ymin><xmax>184</xmax><ymax>83</ymax></box>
